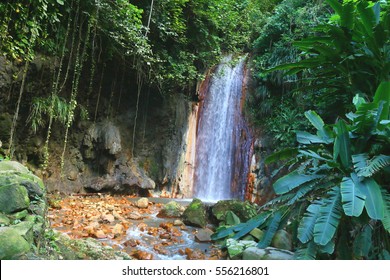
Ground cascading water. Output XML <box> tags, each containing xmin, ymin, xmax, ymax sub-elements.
<box><xmin>194</xmin><ymin>55</ymin><xmax>252</xmax><ymax>201</ymax></box>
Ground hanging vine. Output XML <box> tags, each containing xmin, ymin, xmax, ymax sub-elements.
<box><xmin>60</xmin><ymin>8</ymin><xmax>92</xmax><ymax>173</ymax></box>
<box><xmin>42</xmin><ymin>0</ymin><xmax>75</xmax><ymax>169</ymax></box>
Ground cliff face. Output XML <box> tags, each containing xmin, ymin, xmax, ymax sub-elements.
<box><xmin>0</xmin><ymin>55</ymin><xmax>196</xmax><ymax>196</ymax></box>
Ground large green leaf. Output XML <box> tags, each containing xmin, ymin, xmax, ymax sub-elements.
<box><xmin>340</xmin><ymin>2</ymin><xmax>355</xmax><ymax>29</ymax></box>
<box><xmin>373</xmin><ymin>81</ymin><xmax>390</xmax><ymax>126</ymax></box>
<box><xmin>304</xmin><ymin>110</ymin><xmax>334</xmax><ymax>143</ymax></box>
<box><xmin>353</xmin><ymin>225</ymin><xmax>372</xmax><ymax>258</ymax></box>
<box><xmin>257</xmin><ymin>211</ymin><xmax>282</xmax><ymax>248</ymax></box>
<box><xmin>314</xmin><ymin>187</ymin><xmax>343</xmax><ymax>246</ymax></box>
<box><xmin>334</xmin><ymin>120</ymin><xmax>352</xmax><ymax>169</ymax></box>
<box><xmin>326</xmin><ymin>0</ymin><xmax>342</xmax><ymax>16</ymax></box>
<box><xmin>298</xmin><ymin>202</ymin><xmax>321</xmax><ymax>244</ymax></box>
<box><xmin>356</xmin><ymin>1</ymin><xmax>376</xmax><ymax>37</ymax></box>
<box><xmin>358</xmin><ymin>178</ymin><xmax>384</xmax><ymax>220</ymax></box>
<box><xmin>381</xmin><ymin>191</ymin><xmax>390</xmax><ymax>233</ymax></box>
<box><xmin>340</xmin><ymin>176</ymin><xmax>366</xmax><ymax>217</ymax></box>
<box><xmin>296</xmin><ymin>131</ymin><xmax>329</xmax><ymax>144</ymax></box>
<box><xmin>352</xmin><ymin>154</ymin><xmax>390</xmax><ymax>177</ymax></box>
<box><xmin>318</xmin><ymin>239</ymin><xmax>335</xmax><ymax>255</ymax></box>
<box><xmin>231</xmin><ymin>212</ymin><xmax>271</xmax><ymax>240</ymax></box>
<box><xmin>273</xmin><ymin>170</ymin><xmax>324</xmax><ymax>195</ymax></box>
<box><xmin>294</xmin><ymin>240</ymin><xmax>317</xmax><ymax>260</ymax></box>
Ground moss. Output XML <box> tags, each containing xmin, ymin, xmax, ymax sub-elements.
<box><xmin>182</xmin><ymin>198</ymin><xmax>207</xmax><ymax>228</ymax></box>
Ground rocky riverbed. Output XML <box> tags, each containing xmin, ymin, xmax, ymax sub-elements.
<box><xmin>47</xmin><ymin>195</ymin><xmax>224</xmax><ymax>260</ymax></box>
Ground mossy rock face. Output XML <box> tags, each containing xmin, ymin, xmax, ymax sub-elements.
<box><xmin>0</xmin><ymin>184</ymin><xmax>30</xmax><ymax>214</ymax></box>
<box><xmin>212</xmin><ymin>200</ymin><xmax>257</xmax><ymax>223</ymax></box>
<box><xmin>10</xmin><ymin>221</ymin><xmax>34</xmax><ymax>243</ymax></box>
<box><xmin>182</xmin><ymin>198</ymin><xmax>207</xmax><ymax>228</ymax></box>
<box><xmin>0</xmin><ymin>227</ymin><xmax>31</xmax><ymax>259</ymax></box>
<box><xmin>157</xmin><ymin>201</ymin><xmax>183</xmax><ymax>218</ymax></box>
<box><xmin>0</xmin><ymin>213</ymin><xmax>10</xmax><ymax>225</ymax></box>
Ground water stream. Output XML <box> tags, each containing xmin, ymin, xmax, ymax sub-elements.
<box><xmin>194</xmin><ymin>55</ymin><xmax>251</xmax><ymax>201</ymax></box>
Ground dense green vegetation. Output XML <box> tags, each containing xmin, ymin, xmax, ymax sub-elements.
<box><xmin>0</xmin><ymin>0</ymin><xmax>274</xmax><ymax>163</ymax></box>
<box><xmin>215</xmin><ymin>0</ymin><xmax>390</xmax><ymax>259</ymax></box>
<box><xmin>1</xmin><ymin>0</ymin><xmax>389</xmax><ymax>260</ymax></box>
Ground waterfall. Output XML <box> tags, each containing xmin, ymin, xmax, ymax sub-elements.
<box><xmin>194</xmin><ymin>55</ymin><xmax>252</xmax><ymax>201</ymax></box>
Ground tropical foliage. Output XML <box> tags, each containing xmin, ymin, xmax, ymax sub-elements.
<box><xmin>213</xmin><ymin>81</ymin><xmax>390</xmax><ymax>259</ymax></box>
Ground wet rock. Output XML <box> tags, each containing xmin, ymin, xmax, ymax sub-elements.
<box><xmin>212</xmin><ymin>200</ymin><xmax>257</xmax><ymax>223</ymax></box>
<box><xmin>127</xmin><ymin>212</ymin><xmax>143</xmax><ymax>220</ymax></box>
<box><xmin>173</xmin><ymin>219</ymin><xmax>184</xmax><ymax>226</ymax></box>
<box><xmin>157</xmin><ymin>201</ymin><xmax>183</xmax><ymax>218</ymax></box>
<box><xmin>182</xmin><ymin>198</ymin><xmax>207</xmax><ymax>228</ymax></box>
<box><xmin>112</xmin><ymin>224</ymin><xmax>124</xmax><ymax>236</ymax></box>
<box><xmin>185</xmin><ymin>248</ymin><xmax>206</xmax><ymax>260</ymax></box>
<box><xmin>94</xmin><ymin>230</ymin><xmax>107</xmax><ymax>239</ymax></box>
<box><xmin>242</xmin><ymin>247</ymin><xmax>294</xmax><ymax>260</ymax></box>
<box><xmin>154</xmin><ymin>244</ymin><xmax>168</xmax><ymax>255</ymax></box>
<box><xmin>195</xmin><ymin>228</ymin><xmax>214</xmax><ymax>243</ymax></box>
<box><xmin>101</xmin><ymin>214</ymin><xmax>115</xmax><ymax>223</ymax></box>
<box><xmin>0</xmin><ymin>184</ymin><xmax>30</xmax><ymax>214</ymax></box>
<box><xmin>271</xmin><ymin>229</ymin><xmax>292</xmax><ymax>251</ymax></box>
<box><xmin>136</xmin><ymin>198</ymin><xmax>149</xmax><ymax>209</ymax></box>
<box><xmin>133</xmin><ymin>251</ymin><xmax>153</xmax><ymax>260</ymax></box>
<box><xmin>0</xmin><ymin>227</ymin><xmax>31</xmax><ymax>259</ymax></box>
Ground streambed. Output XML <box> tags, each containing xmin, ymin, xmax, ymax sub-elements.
<box><xmin>47</xmin><ymin>195</ymin><xmax>224</xmax><ymax>260</ymax></box>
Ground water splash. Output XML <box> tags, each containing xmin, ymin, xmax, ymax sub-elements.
<box><xmin>194</xmin><ymin>55</ymin><xmax>251</xmax><ymax>201</ymax></box>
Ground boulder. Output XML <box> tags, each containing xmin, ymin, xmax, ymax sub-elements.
<box><xmin>0</xmin><ymin>227</ymin><xmax>31</xmax><ymax>259</ymax></box>
<box><xmin>10</xmin><ymin>221</ymin><xmax>34</xmax><ymax>243</ymax></box>
<box><xmin>243</xmin><ymin>247</ymin><xmax>294</xmax><ymax>260</ymax></box>
<box><xmin>0</xmin><ymin>184</ymin><xmax>30</xmax><ymax>214</ymax></box>
<box><xmin>249</xmin><ymin>228</ymin><xmax>264</xmax><ymax>241</ymax></box>
<box><xmin>0</xmin><ymin>161</ymin><xmax>29</xmax><ymax>173</ymax></box>
<box><xmin>212</xmin><ymin>200</ymin><xmax>257</xmax><ymax>223</ymax></box>
<box><xmin>182</xmin><ymin>198</ymin><xmax>207</xmax><ymax>228</ymax></box>
<box><xmin>157</xmin><ymin>201</ymin><xmax>183</xmax><ymax>218</ymax></box>
<box><xmin>136</xmin><ymin>198</ymin><xmax>149</xmax><ymax>209</ymax></box>
<box><xmin>271</xmin><ymin>229</ymin><xmax>292</xmax><ymax>251</ymax></box>
<box><xmin>0</xmin><ymin>213</ymin><xmax>10</xmax><ymax>225</ymax></box>
<box><xmin>195</xmin><ymin>228</ymin><xmax>214</xmax><ymax>243</ymax></box>
<box><xmin>226</xmin><ymin>238</ymin><xmax>257</xmax><ymax>259</ymax></box>
<box><xmin>9</xmin><ymin>209</ymin><xmax>28</xmax><ymax>220</ymax></box>
<box><xmin>0</xmin><ymin>161</ymin><xmax>45</xmax><ymax>199</ymax></box>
